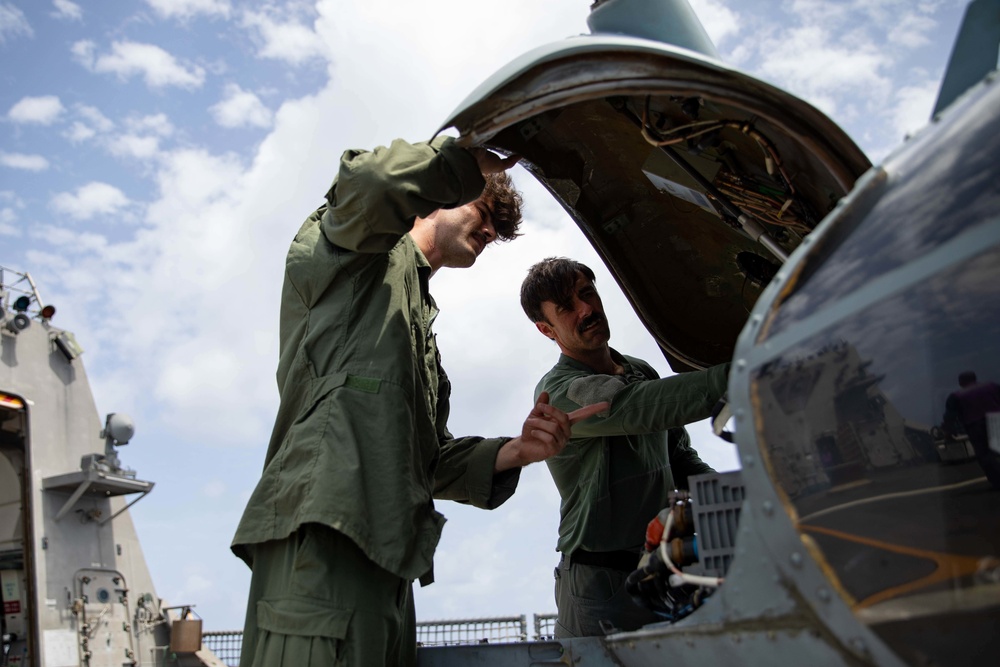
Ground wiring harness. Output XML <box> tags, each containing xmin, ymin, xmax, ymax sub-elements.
<box><xmin>625</xmin><ymin>490</ymin><xmax>723</xmax><ymax>622</ymax></box>
<box><xmin>639</xmin><ymin>96</ymin><xmax>814</xmax><ymax>237</ymax></box>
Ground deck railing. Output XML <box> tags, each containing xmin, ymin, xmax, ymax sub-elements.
<box><xmin>203</xmin><ymin>613</ymin><xmax>559</xmax><ymax>666</ymax></box>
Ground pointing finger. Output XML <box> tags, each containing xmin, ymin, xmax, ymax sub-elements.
<box><xmin>568</xmin><ymin>402</ymin><xmax>609</xmax><ymax>425</ymax></box>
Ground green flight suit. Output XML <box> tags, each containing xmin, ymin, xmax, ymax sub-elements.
<box><xmin>535</xmin><ymin>350</ymin><xmax>728</xmax><ymax>637</ymax></box>
<box><xmin>232</xmin><ymin>138</ymin><xmax>521</xmax><ymax>666</ymax></box>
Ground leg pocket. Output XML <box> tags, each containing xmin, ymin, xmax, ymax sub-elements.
<box><xmin>562</xmin><ymin>566</ymin><xmax>629</xmax><ymax>638</ymax></box>
<box><xmin>252</xmin><ymin>597</ymin><xmax>352</xmax><ymax>666</ymax></box>
<box><xmin>569</xmin><ymin>565</ymin><xmax>617</xmax><ymax>603</ymax></box>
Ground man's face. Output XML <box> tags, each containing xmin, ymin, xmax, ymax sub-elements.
<box><xmin>536</xmin><ymin>273</ymin><xmax>611</xmax><ymax>357</ymax></box>
<box><xmin>428</xmin><ymin>197</ymin><xmax>497</xmax><ymax>269</ymax></box>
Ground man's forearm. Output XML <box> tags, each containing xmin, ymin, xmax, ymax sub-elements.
<box><xmin>494</xmin><ymin>437</ymin><xmax>527</xmax><ymax>472</ymax></box>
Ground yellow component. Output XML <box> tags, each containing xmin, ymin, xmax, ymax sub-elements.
<box><xmin>0</xmin><ymin>393</ymin><xmax>25</xmax><ymax>409</ymax></box>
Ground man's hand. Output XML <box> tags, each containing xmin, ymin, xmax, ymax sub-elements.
<box><xmin>470</xmin><ymin>147</ymin><xmax>520</xmax><ymax>175</ymax></box>
<box><xmin>494</xmin><ymin>392</ymin><xmax>609</xmax><ymax>472</ymax></box>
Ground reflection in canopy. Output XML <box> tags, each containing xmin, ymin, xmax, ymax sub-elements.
<box><xmin>752</xmin><ymin>242</ymin><xmax>1000</xmax><ymax>666</ymax></box>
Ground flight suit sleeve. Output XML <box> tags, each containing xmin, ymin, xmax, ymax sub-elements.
<box><xmin>667</xmin><ymin>427</ymin><xmax>715</xmax><ymax>489</ymax></box>
<box><xmin>541</xmin><ymin>363</ymin><xmax>731</xmax><ymax>438</ymax></box>
<box><xmin>433</xmin><ymin>436</ymin><xmax>521</xmax><ymax>509</ymax></box>
<box><xmin>320</xmin><ymin>137</ymin><xmax>486</xmax><ymax>252</ymax></box>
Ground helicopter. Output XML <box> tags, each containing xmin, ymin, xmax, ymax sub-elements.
<box><xmin>416</xmin><ymin>0</ymin><xmax>1000</xmax><ymax>664</ymax></box>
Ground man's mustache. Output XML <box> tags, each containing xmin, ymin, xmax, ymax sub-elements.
<box><xmin>578</xmin><ymin>312</ymin><xmax>605</xmax><ymax>334</ymax></box>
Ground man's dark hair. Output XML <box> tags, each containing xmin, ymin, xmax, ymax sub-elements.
<box><xmin>959</xmin><ymin>371</ymin><xmax>977</xmax><ymax>387</ymax></box>
<box><xmin>520</xmin><ymin>257</ymin><xmax>597</xmax><ymax>323</ymax></box>
<box><xmin>482</xmin><ymin>172</ymin><xmax>523</xmax><ymax>242</ymax></box>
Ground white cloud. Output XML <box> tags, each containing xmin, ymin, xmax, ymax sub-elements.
<box><xmin>78</xmin><ymin>105</ymin><xmax>115</xmax><ymax>131</ymax></box>
<box><xmin>51</xmin><ymin>0</ymin><xmax>82</xmax><ymax>21</ymax></box>
<box><xmin>0</xmin><ymin>3</ymin><xmax>32</xmax><ymax>43</ymax></box>
<box><xmin>754</xmin><ymin>25</ymin><xmax>892</xmax><ymax>117</ymax></box>
<box><xmin>70</xmin><ymin>39</ymin><xmax>95</xmax><ymax>65</ymax></box>
<box><xmin>127</xmin><ymin>112</ymin><xmax>174</xmax><ymax>137</ymax></box>
<box><xmin>0</xmin><ymin>220</ymin><xmax>19</xmax><ymax>237</ymax></box>
<box><xmin>891</xmin><ymin>80</ymin><xmax>939</xmax><ymax>140</ymax></box>
<box><xmin>786</xmin><ymin>0</ymin><xmax>941</xmax><ymax>52</ymax></box>
<box><xmin>50</xmin><ymin>182</ymin><xmax>130</xmax><ymax>221</ymax></box>
<box><xmin>100</xmin><ymin>114</ymin><xmax>174</xmax><ymax>159</ymax></box>
<box><xmin>66</xmin><ymin>122</ymin><xmax>96</xmax><ymax>142</ymax></box>
<box><xmin>720</xmin><ymin>0</ymin><xmax>948</xmax><ymax>155</ymax></box>
<box><xmin>887</xmin><ymin>12</ymin><xmax>936</xmax><ymax>49</ymax></box>
<box><xmin>31</xmin><ymin>224</ymin><xmax>109</xmax><ymax>253</ymax></box>
<box><xmin>149</xmin><ymin>147</ymin><xmax>245</xmax><ymax>215</ymax></box>
<box><xmin>788</xmin><ymin>0</ymin><xmax>852</xmax><ymax>24</ymax></box>
<box><xmin>695</xmin><ymin>0</ymin><xmax>741</xmax><ymax>46</ymax></box>
<box><xmin>144</xmin><ymin>0</ymin><xmax>231</xmax><ymax>20</ymax></box>
<box><xmin>241</xmin><ymin>9</ymin><xmax>326</xmax><ymax>66</ymax></box>
<box><xmin>108</xmin><ymin>134</ymin><xmax>163</xmax><ymax>159</ymax></box>
<box><xmin>210</xmin><ymin>84</ymin><xmax>274</xmax><ymax>128</ymax></box>
<box><xmin>65</xmin><ymin>104</ymin><xmax>115</xmax><ymax>142</ymax></box>
<box><xmin>72</xmin><ymin>40</ymin><xmax>206</xmax><ymax>90</ymax></box>
<box><xmin>0</xmin><ymin>151</ymin><xmax>49</xmax><ymax>171</ymax></box>
<box><xmin>7</xmin><ymin>95</ymin><xmax>65</xmax><ymax>125</ymax></box>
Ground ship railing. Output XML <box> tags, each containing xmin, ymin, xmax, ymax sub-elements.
<box><xmin>203</xmin><ymin>613</ymin><xmax>559</xmax><ymax>666</ymax></box>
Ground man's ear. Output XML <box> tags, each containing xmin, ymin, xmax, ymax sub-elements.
<box><xmin>535</xmin><ymin>321</ymin><xmax>555</xmax><ymax>340</ymax></box>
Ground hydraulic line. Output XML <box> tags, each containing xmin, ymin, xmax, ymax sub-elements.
<box><xmin>655</xmin><ymin>142</ymin><xmax>789</xmax><ymax>263</ymax></box>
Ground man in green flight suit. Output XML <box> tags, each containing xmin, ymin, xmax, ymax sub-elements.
<box><xmin>232</xmin><ymin>141</ymin><xmax>607</xmax><ymax>667</ymax></box>
<box><xmin>520</xmin><ymin>257</ymin><xmax>730</xmax><ymax>638</ymax></box>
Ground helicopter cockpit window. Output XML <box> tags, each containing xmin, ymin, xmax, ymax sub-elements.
<box><xmin>763</xmin><ymin>92</ymin><xmax>1000</xmax><ymax>341</ymax></box>
<box><xmin>751</xmin><ymin>241</ymin><xmax>1000</xmax><ymax>666</ymax></box>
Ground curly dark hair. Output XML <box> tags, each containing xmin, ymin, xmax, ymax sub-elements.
<box><xmin>481</xmin><ymin>171</ymin><xmax>523</xmax><ymax>242</ymax></box>
<box><xmin>520</xmin><ymin>257</ymin><xmax>597</xmax><ymax>323</ymax></box>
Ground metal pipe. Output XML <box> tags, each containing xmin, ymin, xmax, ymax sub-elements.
<box><xmin>657</xmin><ymin>143</ymin><xmax>789</xmax><ymax>262</ymax></box>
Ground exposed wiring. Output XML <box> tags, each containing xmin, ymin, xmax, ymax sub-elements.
<box><xmin>658</xmin><ymin>505</ymin><xmax>724</xmax><ymax>588</ymax></box>
<box><xmin>669</xmin><ymin>572</ymin><xmax>725</xmax><ymax>588</ymax></box>
<box><xmin>657</xmin><ymin>511</ymin><xmax>685</xmax><ymax>576</ymax></box>
<box><xmin>716</xmin><ymin>169</ymin><xmax>809</xmax><ymax>232</ymax></box>
<box><xmin>640</xmin><ymin>96</ymin><xmax>808</xmax><ymax>232</ymax></box>
<box><xmin>641</xmin><ymin>118</ymin><xmax>724</xmax><ymax>147</ymax></box>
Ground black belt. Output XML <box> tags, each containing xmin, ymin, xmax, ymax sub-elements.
<box><xmin>568</xmin><ymin>549</ymin><xmax>639</xmax><ymax>572</ymax></box>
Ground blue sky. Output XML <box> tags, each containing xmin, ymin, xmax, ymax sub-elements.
<box><xmin>1</xmin><ymin>0</ymin><xmax>969</xmax><ymax>632</ymax></box>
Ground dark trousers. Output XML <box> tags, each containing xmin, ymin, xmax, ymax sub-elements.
<box><xmin>967</xmin><ymin>420</ymin><xmax>1000</xmax><ymax>489</ymax></box>
<box><xmin>553</xmin><ymin>552</ymin><xmax>660</xmax><ymax>638</ymax></box>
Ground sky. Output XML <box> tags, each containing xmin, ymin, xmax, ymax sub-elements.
<box><xmin>0</xmin><ymin>0</ymin><xmax>970</xmax><ymax>632</ymax></box>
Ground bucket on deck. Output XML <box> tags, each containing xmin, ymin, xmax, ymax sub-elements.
<box><xmin>170</xmin><ymin>607</ymin><xmax>203</xmax><ymax>653</ymax></box>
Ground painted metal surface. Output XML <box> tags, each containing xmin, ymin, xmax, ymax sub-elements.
<box><xmin>931</xmin><ymin>0</ymin><xmax>1000</xmax><ymax>116</ymax></box>
<box><xmin>730</xmin><ymin>72</ymin><xmax>1000</xmax><ymax>667</ymax></box>
<box><xmin>0</xmin><ymin>275</ymin><xmax>223</xmax><ymax>667</ymax></box>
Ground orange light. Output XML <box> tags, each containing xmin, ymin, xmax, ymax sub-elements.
<box><xmin>41</xmin><ymin>304</ymin><xmax>56</xmax><ymax>319</ymax></box>
<box><xmin>0</xmin><ymin>393</ymin><xmax>25</xmax><ymax>410</ymax></box>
